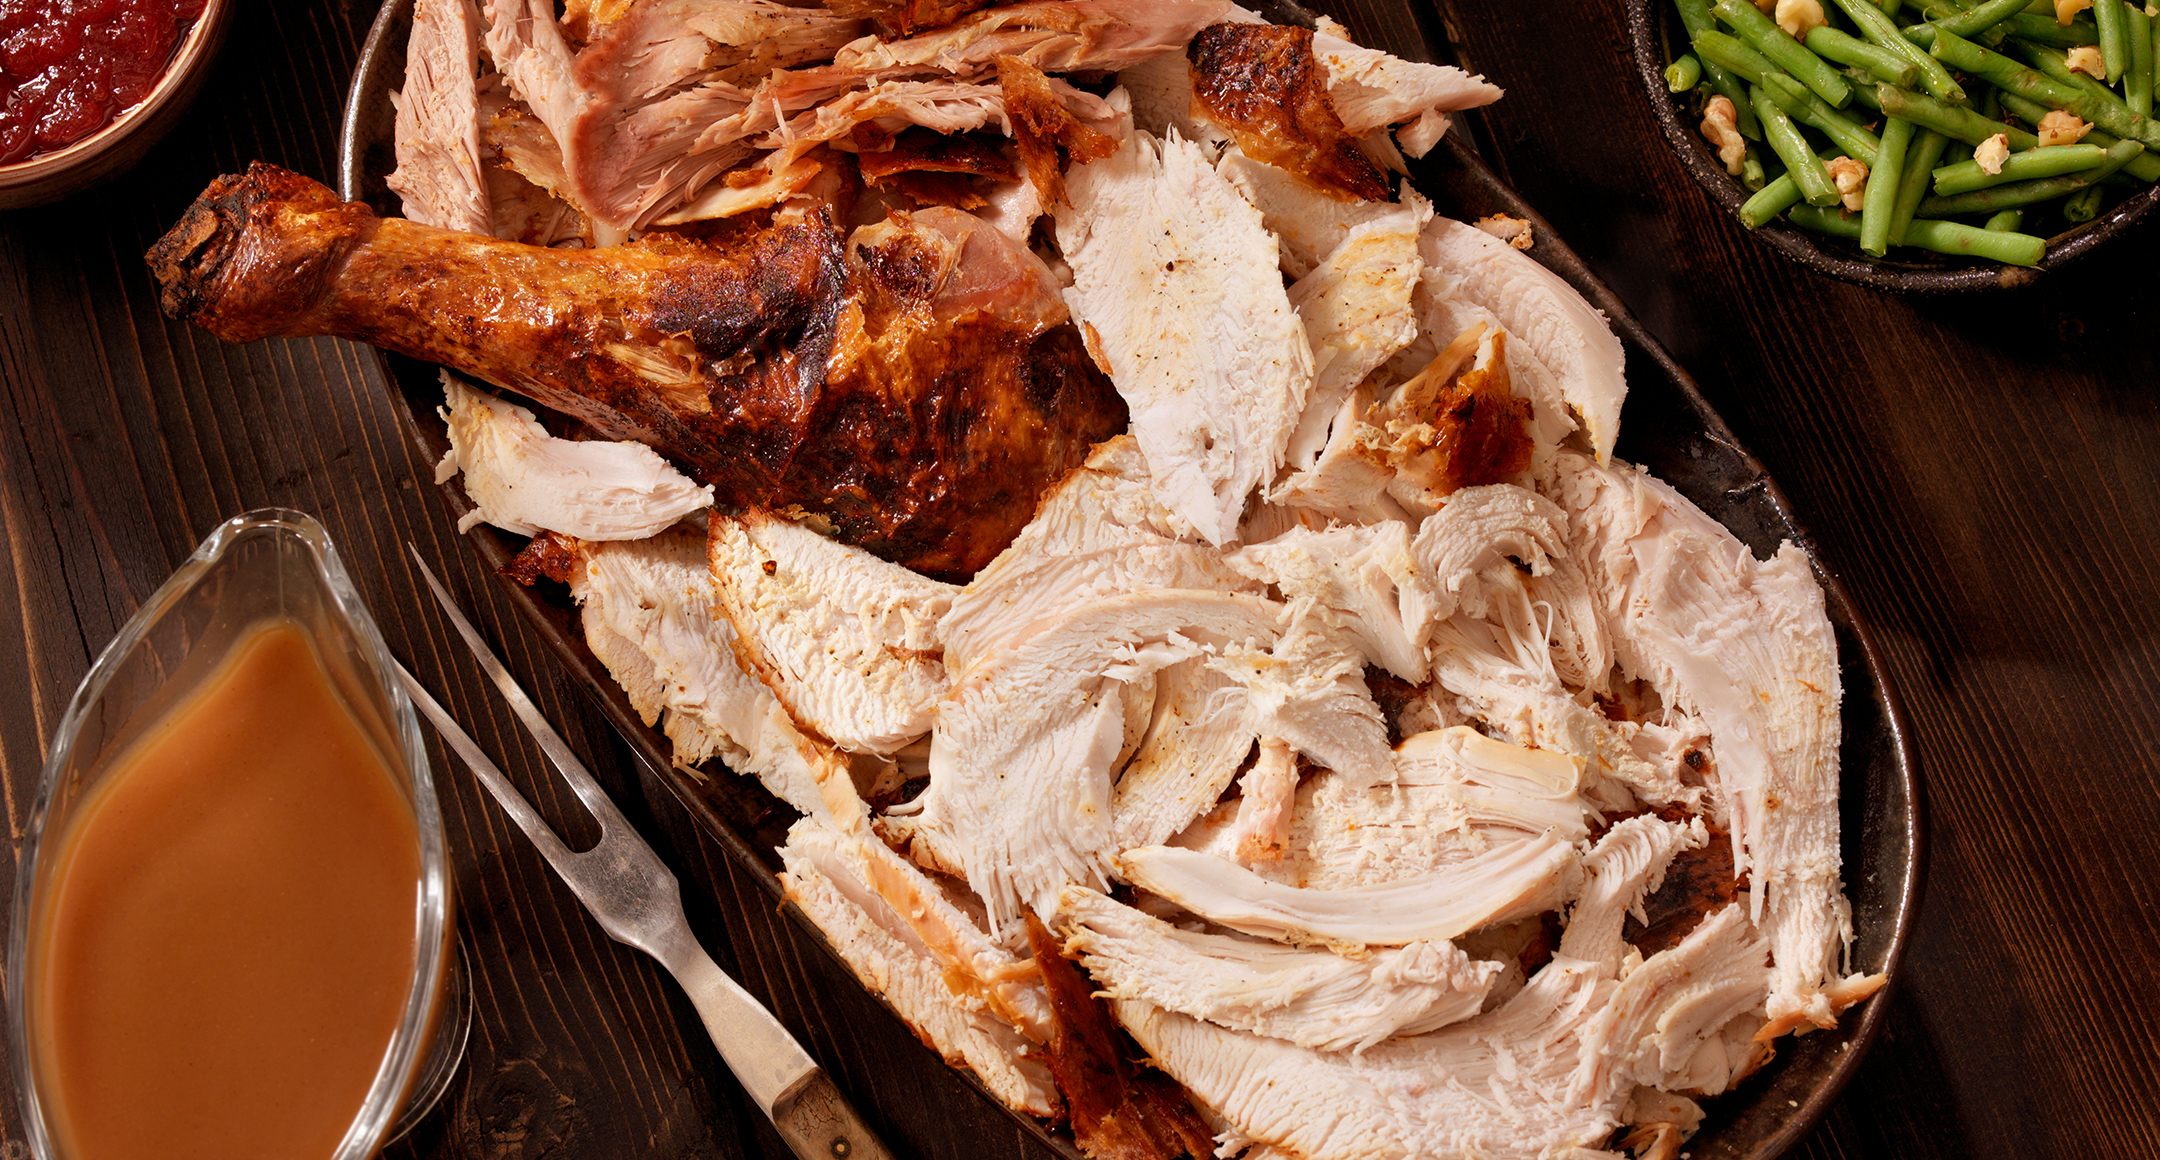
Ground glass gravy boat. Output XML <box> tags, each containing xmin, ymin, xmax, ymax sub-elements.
<box><xmin>8</xmin><ymin>509</ymin><xmax>465</xmax><ymax>1160</ymax></box>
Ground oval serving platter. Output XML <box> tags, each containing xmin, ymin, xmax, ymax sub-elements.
<box><xmin>339</xmin><ymin>2</ymin><xmax>1923</xmax><ymax>1156</ymax></box>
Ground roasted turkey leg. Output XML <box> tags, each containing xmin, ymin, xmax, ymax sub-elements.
<box><xmin>146</xmin><ymin>162</ymin><xmax>1126</xmax><ymax>579</ymax></box>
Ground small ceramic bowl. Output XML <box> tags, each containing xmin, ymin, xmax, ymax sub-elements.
<box><xmin>0</xmin><ymin>0</ymin><xmax>234</xmax><ymax>210</ymax></box>
<box><xmin>1625</xmin><ymin>0</ymin><xmax>2160</xmax><ymax>291</ymax></box>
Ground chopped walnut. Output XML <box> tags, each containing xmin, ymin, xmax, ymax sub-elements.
<box><xmin>1825</xmin><ymin>156</ymin><xmax>1869</xmax><ymax>211</ymax></box>
<box><xmin>2038</xmin><ymin>110</ymin><xmax>2093</xmax><ymax>147</ymax></box>
<box><xmin>2056</xmin><ymin>0</ymin><xmax>2093</xmax><ymax>22</ymax></box>
<box><xmin>1975</xmin><ymin>133</ymin><xmax>2011</xmax><ymax>175</ymax></box>
<box><xmin>2067</xmin><ymin>45</ymin><xmax>2107</xmax><ymax>77</ymax></box>
<box><xmin>1776</xmin><ymin>0</ymin><xmax>1828</xmax><ymax>37</ymax></box>
<box><xmin>1701</xmin><ymin>96</ymin><xmax>1748</xmax><ymax>177</ymax></box>
<box><xmin>1474</xmin><ymin>213</ymin><xmax>1535</xmax><ymax>250</ymax></box>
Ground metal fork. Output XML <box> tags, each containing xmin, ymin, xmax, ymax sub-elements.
<box><xmin>396</xmin><ymin>547</ymin><xmax>892</xmax><ymax>1160</ymax></box>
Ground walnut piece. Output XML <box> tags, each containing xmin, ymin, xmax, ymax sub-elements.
<box><xmin>1825</xmin><ymin>156</ymin><xmax>1869</xmax><ymax>211</ymax></box>
<box><xmin>2038</xmin><ymin>110</ymin><xmax>2093</xmax><ymax>147</ymax></box>
<box><xmin>2067</xmin><ymin>45</ymin><xmax>2107</xmax><ymax>77</ymax></box>
<box><xmin>1776</xmin><ymin>0</ymin><xmax>1828</xmax><ymax>37</ymax></box>
<box><xmin>1975</xmin><ymin>133</ymin><xmax>2011</xmax><ymax>175</ymax></box>
<box><xmin>2056</xmin><ymin>0</ymin><xmax>2093</xmax><ymax>22</ymax></box>
<box><xmin>1701</xmin><ymin>96</ymin><xmax>1748</xmax><ymax>177</ymax></box>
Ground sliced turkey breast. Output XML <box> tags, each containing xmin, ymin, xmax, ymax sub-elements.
<box><xmin>435</xmin><ymin>374</ymin><xmax>713</xmax><ymax>540</ymax></box>
<box><xmin>1055</xmin><ymin>885</ymin><xmax>1501</xmax><ymax>1052</ymax></box>
<box><xmin>1281</xmin><ymin>193</ymin><xmax>1428</xmax><ymax>475</ymax></box>
<box><xmin>890</xmin><ymin>589</ymin><xmax>1286</xmax><ymax>929</ymax></box>
<box><xmin>1420</xmin><ymin>215</ymin><xmax>1627</xmax><ymax>465</ymax></box>
<box><xmin>1230</xmin><ymin>521</ymin><xmax>1439</xmax><ymax>683</ymax></box>
<box><xmin>390</xmin><ymin>0</ymin><xmax>493</xmax><ymax>234</ymax></box>
<box><xmin>1056</xmin><ymin>117</ymin><xmax>1315</xmax><ymax>546</ymax></box>
<box><xmin>1108</xmin><ymin>655</ymin><xmax>1256</xmax><ymax>852</ymax></box>
<box><xmin>1309</xmin><ymin>17</ymin><xmax>1503</xmax><ymax>158</ymax></box>
<box><xmin>708</xmin><ymin>508</ymin><xmax>957</xmax><ymax>755</ymax></box>
<box><xmin>558</xmin><ymin>527</ymin><xmax>835</xmax><ymax>818</ymax></box>
<box><xmin>1119</xmin><ymin>830</ymin><xmax>1580</xmax><ymax>947</ymax></box>
<box><xmin>1209</xmin><ymin>620</ymin><xmax>1392</xmax><ymax>787</ymax></box>
<box><xmin>1114</xmin><ymin>957</ymin><xmax>1627</xmax><ymax>1160</ymax></box>
<box><xmin>780</xmin><ymin>820</ymin><xmax>1060</xmax><ymax>1115</ymax></box>
<box><xmin>1553</xmin><ymin>451</ymin><xmax>1873</xmax><ymax>1033</ymax></box>
<box><xmin>1556</xmin><ymin>813</ymin><xmax>1709</xmax><ymax>973</ymax></box>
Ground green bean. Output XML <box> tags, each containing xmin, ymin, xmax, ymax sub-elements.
<box><xmin>1996</xmin><ymin>88</ymin><xmax>2160</xmax><ymax>176</ymax></box>
<box><xmin>1984</xmin><ymin>207</ymin><xmax>2027</xmax><ymax>228</ymax></box>
<box><xmin>1794</xmin><ymin>204</ymin><xmax>2052</xmax><ymax>262</ymax></box>
<box><xmin>1668</xmin><ymin>53</ymin><xmax>1706</xmax><ymax>91</ymax></box>
<box><xmin>1828</xmin><ymin>0</ymin><xmax>1969</xmax><ymax>98</ymax></box>
<box><xmin>1742</xmin><ymin>173</ymin><xmax>1809</xmax><ymax>224</ymax></box>
<box><xmin>1932</xmin><ymin>29</ymin><xmax>2160</xmax><ymax>145</ymax></box>
<box><xmin>1878</xmin><ymin>82</ymin><xmax>2045</xmax><ymax>148</ymax></box>
<box><xmin>1676</xmin><ymin>0</ymin><xmax>1765</xmax><ymax>136</ymax></box>
<box><xmin>1712</xmin><ymin>0</ymin><xmax>1856</xmax><ymax>104</ymax></box>
<box><xmin>1809</xmin><ymin>25</ymin><xmax>1924</xmax><ymax>84</ymax></box>
<box><xmin>1933</xmin><ymin>142</ymin><xmax>2111</xmax><ymax>190</ymax></box>
<box><xmin>2063</xmin><ymin>182</ymin><xmax>2108</xmax><ymax>215</ymax></box>
<box><xmin>1743</xmin><ymin>148</ymin><xmax>1770</xmax><ymax>188</ymax></box>
<box><xmin>2126</xmin><ymin>4</ymin><xmax>2153</xmax><ymax>115</ymax></box>
<box><xmin>1903</xmin><ymin>216</ymin><xmax>2050</xmax><ymax>262</ymax></box>
<box><xmin>1891</xmin><ymin>127</ymin><xmax>1953</xmax><ymax>241</ymax></box>
<box><xmin>1753</xmin><ymin>84</ymin><xmax>1843</xmax><ymax>204</ymax></box>
<box><xmin>1917</xmin><ymin>136</ymin><xmax>2145</xmax><ymax>210</ymax></box>
<box><xmin>2095</xmin><ymin>0</ymin><xmax>2130</xmax><ymax>80</ymax></box>
<box><xmin>1765</xmin><ymin>72</ymin><xmax>1885</xmax><ymax>161</ymax></box>
<box><xmin>1862</xmin><ymin>116</ymin><xmax>1915</xmax><ymax>252</ymax></box>
<box><xmin>1939</xmin><ymin>0</ymin><xmax>2045</xmax><ymax>36</ymax></box>
<box><xmin>2001</xmin><ymin>12</ymin><xmax>2101</xmax><ymax>46</ymax></box>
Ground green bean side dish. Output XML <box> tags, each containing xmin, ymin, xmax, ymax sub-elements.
<box><xmin>1663</xmin><ymin>0</ymin><xmax>2160</xmax><ymax>267</ymax></box>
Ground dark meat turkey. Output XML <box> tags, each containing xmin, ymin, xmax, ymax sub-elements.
<box><xmin>145</xmin><ymin>162</ymin><xmax>1126</xmax><ymax>579</ymax></box>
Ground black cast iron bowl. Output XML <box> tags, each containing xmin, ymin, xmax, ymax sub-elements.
<box><xmin>339</xmin><ymin>0</ymin><xmax>1925</xmax><ymax>1155</ymax></box>
<box><xmin>1626</xmin><ymin>0</ymin><xmax>2160</xmax><ymax>291</ymax></box>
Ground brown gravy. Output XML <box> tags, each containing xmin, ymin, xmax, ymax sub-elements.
<box><xmin>29</xmin><ymin>619</ymin><xmax>424</xmax><ymax>1160</ymax></box>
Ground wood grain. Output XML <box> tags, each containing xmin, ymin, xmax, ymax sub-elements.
<box><xmin>0</xmin><ymin>0</ymin><xmax>2153</xmax><ymax>1158</ymax></box>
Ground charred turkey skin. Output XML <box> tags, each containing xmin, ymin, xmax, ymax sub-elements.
<box><xmin>146</xmin><ymin>162</ymin><xmax>1127</xmax><ymax>579</ymax></box>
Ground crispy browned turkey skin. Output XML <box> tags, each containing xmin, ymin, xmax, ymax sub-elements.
<box><xmin>146</xmin><ymin>162</ymin><xmax>1127</xmax><ymax>580</ymax></box>
<box><xmin>1187</xmin><ymin>21</ymin><xmax>1388</xmax><ymax>201</ymax></box>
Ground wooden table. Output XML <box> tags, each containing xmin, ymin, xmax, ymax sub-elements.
<box><xmin>2</xmin><ymin>1</ymin><xmax>2154</xmax><ymax>1157</ymax></box>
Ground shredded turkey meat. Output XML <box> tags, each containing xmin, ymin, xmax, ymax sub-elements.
<box><xmin>145</xmin><ymin>8</ymin><xmax>1883</xmax><ymax>1158</ymax></box>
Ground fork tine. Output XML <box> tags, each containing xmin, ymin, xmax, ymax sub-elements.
<box><xmin>406</xmin><ymin>544</ymin><xmax>632</xmax><ymax>834</ymax></box>
<box><xmin>393</xmin><ymin>660</ymin><xmax>581</xmax><ymax>873</ymax></box>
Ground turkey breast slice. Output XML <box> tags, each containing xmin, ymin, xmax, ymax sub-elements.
<box><xmin>1054</xmin><ymin>885</ymin><xmax>1502</xmax><ymax>1053</ymax></box>
<box><xmin>390</xmin><ymin>0</ymin><xmax>492</xmax><ymax>234</ymax></box>
<box><xmin>1119</xmin><ymin>830</ymin><xmax>1581</xmax><ymax>947</ymax></box>
<box><xmin>891</xmin><ymin>589</ymin><xmax>1286</xmax><ymax>930</ymax></box>
<box><xmin>1217</xmin><ymin>151</ymin><xmax>1410</xmax><ymax>279</ymax></box>
<box><xmin>1309</xmin><ymin>18</ymin><xmax>1503</xmax><ymax>157</ymax></box>
<box><xmin>1557</xmin><ymin>813</ymin><xmax>1709</xmax><ymax>974</ymax></box>
<box><xmin>1057</xmin><ymin>120</ymin><xmax>1314</xmax><ymax>546</ymax></box>
<box><xmin>1114</xmin><ymin>956</ymin><xmax>1628</xmax><ymax>1160</ymax></box>
<box><xmin>1109</xmin><ymin>655</ymin><xmax>1255</xmax><ymax>852</ymax></box>
<box><xmin>1175</xmin><ymin>725</ymin><xmax>1594</xmax><ymax>891</ymax></box>
<box><xmin>1281</xmin><ymin>194</ymin><xmax>1429</xmax><ymax>475</ymax></box>
<box><xmin>831</xmin><ymin>0</ymin><xmax>1233</xmax><ymax>76</ymax></box>
<box><xmin>708</xmin><ymin>508</ymin><xmax>957</xmax><ymax>755</ymax></box>
<box><xmin>1231</xmin><ymin>521</ymin><xmax>1440</xmax><ymax>682</ymax></box>
<box><xmin>940</xmin><ymin>435</ymin><xmax>1255</xmax><ymax>679</ymax></box>
<box><xmin>436</xmin><ymin>374</ymin><xmax>714</xmax><ymax>541</ymax></box>
<box><xmin>1552</xmin><ymin>451</ymin><xmax>1870</xmax><ymax>1030</ymax></box>
<box><xmin>561</xmin><ymin>527</ymin><xmax>833</xmax><ymax>818</ymax></box>
<box><xmin>1420</xmin><ymin>215</ymin><xmax>1627</xmax><ymax>465</ymax></box>
<box><xmin>780</xmin><ymin>820</ymin><xmax>1059</xmax><ymax>1115</ymax></box>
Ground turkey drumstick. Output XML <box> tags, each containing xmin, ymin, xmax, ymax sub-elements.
<box><xmin>146</xmin><ymin>162</ymin><xmax>1126</xmax><ymax>579</ymax></box>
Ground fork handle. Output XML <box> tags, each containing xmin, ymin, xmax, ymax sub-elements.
<box><xmin>771</xmin><ymin>1069</ymin><xmax>897</xmax><ymax>1160</ymax></box>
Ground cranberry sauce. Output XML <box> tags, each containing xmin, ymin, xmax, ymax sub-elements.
<box><xmin>0</xmin><ymin>0</ymin><xmax>206</xmax><ymax>165</ymax></box>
